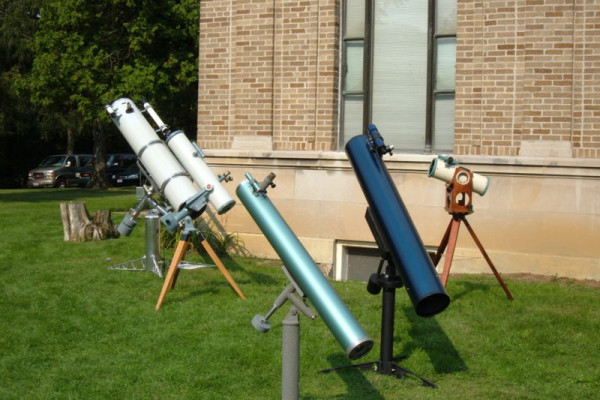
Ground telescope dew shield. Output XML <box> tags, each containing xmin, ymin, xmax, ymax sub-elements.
<box><xmin>428</xmin><ymin>156</ymin><xmax>490</xmax><ymax>196</ymax></box>
<box><xmin>106</xmin><ymin>98</ymin><xmax>198</xmax><ymax>211</ymax></box>
<box><xmin>345</xmin><ymin>134</ymin><xmax>450</xmax><ymax>317</ymax></box>
<box><xmin>236</xmin><ymin>177</ymin><xmax>374</xmax><ymax>360</ymax></box>
<box><xmin>165</xmin><ymin>130</ymin><xmax>236</xmax><ymax>215</ymax></box>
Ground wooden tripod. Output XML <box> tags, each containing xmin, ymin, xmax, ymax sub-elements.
<box><xmin>431</xmin><ymin>167</ymin><xmax>513</xmax><ymax>300</ymax></box>
<box><xmin>156</xmin><ymin>228</ymin><xmax>246</xmax><ymax>310</ymax></box>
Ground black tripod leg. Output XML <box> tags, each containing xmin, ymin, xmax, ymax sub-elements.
<box><xmin>320</xmin><ymin>263</ymin><xmax>437</xmax><ymax>388</ymax></box>
<box><xmin>389</xmin><ymin>362</ymin><xmax>438</xmax><ymax>388</ymax></box>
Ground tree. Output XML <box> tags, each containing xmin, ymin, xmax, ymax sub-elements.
<box><xmin>26</xmin><ymin>0</ymin><xmax>199</xmax><ymax>188</ymax></box>
<box><xmin>0</xmin><ymin>0</ymin><xmax>47</xmax><ymax>187</ymax></box>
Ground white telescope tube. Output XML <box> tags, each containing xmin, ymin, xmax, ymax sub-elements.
<box><xmin>471</xmin><ymin>173</ymin><xmax>490</xmax><ymax>196</ymax></box>
<box><xmin>166</xmin><ymin>130</ymin><xmax>236</xmax><ymax>215</ymax></box>
<box><xmin>106</xmin><ymin>98</ymin><xmax>199</xmax><ymax>211</ymax></box>
<box><xmin>428</xmin><ymin>156</ymin><xmax>490</xmax><ymax>196</ymax></box>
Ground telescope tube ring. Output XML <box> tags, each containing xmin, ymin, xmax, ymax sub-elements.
<box><xmin>136</xmin><ymin>139</ymin><xmax>164</xmax><ymax>159</ymax></box>
<box><xmin>159</xmin><ymin>172</ymin><xmax>192</xmax><ymax>194</ymax></box>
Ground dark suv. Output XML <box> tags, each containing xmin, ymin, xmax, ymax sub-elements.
<box><xmin>76</xmin><ymin>153</ymin><xmax>137</xmax><ymax>187</ymax></box>
<box><xmin>27</xmin><ymin>154</ymin><xmax>92</xmax><ymax>188</ymax></box>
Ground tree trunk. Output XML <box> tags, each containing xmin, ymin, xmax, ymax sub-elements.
<box><xmin>66</xmin><ymin>126</ymin><xmax>75</xmax><ymax>155</ymax></box>
<box><xmin>88</xmin><ymin>118</ymin><xmax>111</xmax><ymax>189</ymax></box>
<box><xmin>60</xmin><ymin>202</ymin><xmax>119</xmax><ymax>242</ymax></box>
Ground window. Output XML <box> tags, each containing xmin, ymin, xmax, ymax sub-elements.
<box><xmin>340</xmin><ymin>0</ymin><xmax>366</xmax><ymax>145</ymax></box>
<box><xmin>340</xmin><ymin>0</ymin><xmax>457</xmax><ymax>153</ymax></box>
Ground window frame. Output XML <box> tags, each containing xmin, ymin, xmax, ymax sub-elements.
<box><xmin>339</xmin><ymin>0</ymin><xmax>367</xmax><ymax>148</ymax></box>
<box><xmin>339</xmin><ymin>0</ymin><xmax>456</xmax><ymax>153</ymax></box>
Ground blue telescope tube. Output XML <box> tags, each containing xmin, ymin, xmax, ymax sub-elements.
<box><xmin>236</xmin><ymin>177</ymin><xmax>374</xmax><ymax>360</ymax></box>
<box><xmin>346</xmin><ymin>133</ymin><xmax>450</xmax><ymax>317</ymax></box>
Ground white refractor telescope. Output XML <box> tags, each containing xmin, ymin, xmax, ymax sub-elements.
<box><xmin>105</xmin><ymin>98</ymin><xmax>235</xmax><ymax>226</ymax></box>
<box><xmin>427</xmin><ymin>155</ymin><xmax>489</xmax><ymax>196</ymax></box>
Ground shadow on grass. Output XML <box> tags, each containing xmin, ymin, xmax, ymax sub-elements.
<box><xmin>173</xmin><ymin>242</ymin><xmax>278</xmax><ymax>287</ymax></box>
<box><xmin>319</xmin><ymin>315</ymin><xmax>461</xmax><ymax>393</ymax></box>
<box><xmin>306</xmin><ymin>354</ymin><xmax>385</xmax><ymax>400</ymax></box>
<box><xmin>402</xmin><ymin>306</ymin><xmax>467</xmax><ymax>374</ymax></box>
<box><xmin>201</xmin><ymin>208</ymin><xmax>280</xmax><ymax>286</ymax></box>
<box><xmin>449</xmin><ymin>277</ymin><xmax>511</xmax><ymax>301</ymax></box>
<box><xmin>0</xmin><ymin>187</ymin><xmax>134</xmax><ymax>203</ymax></box>
<box><xmin>222</xmin><ymin>255</ymin><xmax>279</xmax><ymax>286</ymax></box>
<box><xmin>159</xmin><ymin>287</ymin><xmax>221</xmax><ymax>307</ymax></box>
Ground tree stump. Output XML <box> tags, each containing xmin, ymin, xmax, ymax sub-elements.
<box><xmin>60</xmin><ymin>202</ymin><xmax>120</xmax><ymax>242</ymax></box>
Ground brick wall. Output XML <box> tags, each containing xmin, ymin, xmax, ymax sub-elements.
<box><xmin>455</xmin><ymin>0</ymin><xmax>600</xmax><ymax>158</ymax></box>
<box><xmin>200</xmin><ymin>1</ymin><xmax>600</xmax><ymax>158</ymax></box>
<box><xmin>198</xmin><ymin>1</ymin><xmax>600</xmax><ymax>282</ymax></box>
<box><xmin>198</xmin><ymin>0</ymin><xmax>339</xmax><ymax>151</ymax></box>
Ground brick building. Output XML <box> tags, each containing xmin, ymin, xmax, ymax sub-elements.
<box><xmin>198</xmin><ymin>1</ymin><xmax>600</xmax><ymax>282</ymax></box>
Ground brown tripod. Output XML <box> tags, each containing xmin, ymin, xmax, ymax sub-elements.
<box><xmin>156</xmin><ymin>222</ymin><xmax>246</xmax><ymax>310</ymax></box>
<box><xmin>431</xmin><ymin>167</ymin><xmax>513</xmax><ymax>300</ymax></box>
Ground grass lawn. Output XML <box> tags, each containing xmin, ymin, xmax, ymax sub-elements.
<box><xmin>0</xmin><ymin>188</ymin><xmax>599</xmax><ymax>399</ymax></box>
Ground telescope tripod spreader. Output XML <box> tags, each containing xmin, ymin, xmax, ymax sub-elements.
<box><xmin>252</xmin><ymin>266</ymin><xmax>316</xmax><ymax>400</ymax></box>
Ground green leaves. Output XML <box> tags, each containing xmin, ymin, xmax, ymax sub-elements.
<box><xmin>0</xmin><ymin>0</ymin><xmax>199</xmax><ymax>187</ymax></box>
<box><xmin>27</xmin><ymin>0</ymin><xmax>199</xmax><ymax>137</ymax></box>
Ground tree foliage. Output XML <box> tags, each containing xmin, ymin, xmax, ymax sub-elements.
<box><xmin>25</xmin><ymin>0</ymin><xmax>199</xmax><ymax>188</ymax></box>
<box><xmin>0</xmin><ymin>0</ymin><xmax>46</xmax><ymax>187</ymax></box>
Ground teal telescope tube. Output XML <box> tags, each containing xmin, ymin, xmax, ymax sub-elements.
<box><xmin>236</xmin><ymin>174</ymin><xmax>373</xmax><ymax>360</ymax></box>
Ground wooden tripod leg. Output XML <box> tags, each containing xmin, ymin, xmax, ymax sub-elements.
<box><xmin>199</xmin><ymin>239</ymin><xmax>246</xmax><ymax>300</ymax></box>
<box><xmin>441</xmin><ymin>218</ymin><xmax>462</xmax><ymax>287</ymax></box>
<box><xmin>432</xmin><ymin>218</ymin><xmax>454</xmax><ymax>267</ymax></box>
<box><xmin>156</xmin><ymin>238</ymin><xmax>191</xmax><ymax>310</ymax></box>
<box><xmin>463</xmin><ymin>218</ymin><xmax>514</xmax><ymax>301</ymax></box>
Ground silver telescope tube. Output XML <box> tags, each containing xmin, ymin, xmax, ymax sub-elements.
<box><xmin>106</xmin><ymin>98</ymin><xmax>198</xmax><ymax>211</ymax></box>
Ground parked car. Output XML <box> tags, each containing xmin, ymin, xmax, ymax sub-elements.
<box><xmin>112</xmin><ymin>163</ymin><xmax>146</xmax><ymax>186</ymax></box>
<box><xmin>27</xmin><ymin>154</ymin><xmax>92</xmax><ymax>188</ymax></box>
<box><xmin>76</xmin><ymin>153</ymin><xmax>137</xmax><ymax>186</ymax></box>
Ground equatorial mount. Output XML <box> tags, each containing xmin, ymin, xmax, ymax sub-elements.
<box><xmin>252</xmin><ymin>266</ymin><xmax>317</xmax><ymax>400</ymax></box>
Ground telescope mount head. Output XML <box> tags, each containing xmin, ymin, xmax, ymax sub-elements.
<box><xmin>428</xmin><ymin>155</ymin><xmax>490</xmax><ymax>214</ymax></box>
<box><xmin>445</xmin><ymin>167</ymin><xmax>474</xmax><ymax>215</ymax></box>
<box><xmin>252</xmin><ymin>265</ymin><xmax>316</xmax><ymax>334</ymax></box>
<box><xmin>160</xmin><ymin>185</ymin><xmax>213</xmax><ymax>233</ymax></box>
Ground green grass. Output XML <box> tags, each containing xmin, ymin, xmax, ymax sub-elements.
<box><xmin>1</xmin><ymin>188</ymin><xmax>599</xmax><ymax>399</ymax></box>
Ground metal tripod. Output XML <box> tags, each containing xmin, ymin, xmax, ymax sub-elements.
<box><xmin>320</xmin><ymin>259</ymin><xmax>437</xmax><ymax>388</ymax></box>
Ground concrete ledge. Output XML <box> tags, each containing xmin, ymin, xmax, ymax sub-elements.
<box><xmin>203</xmin><ymin>149</ymin><xmax>600</xmax><ymax>178</ymax></box>
<box><xmin>203</xmin><ymin>149</ymin><xmax>600</xmax><ymax>281</ymax></box>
